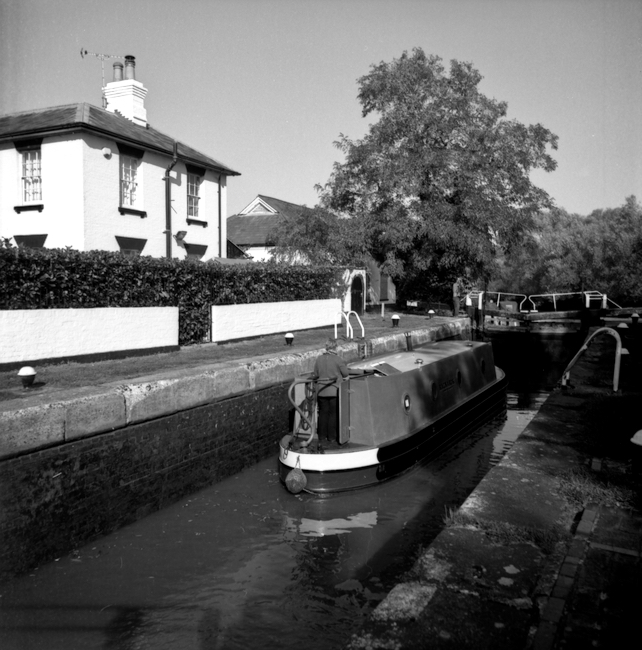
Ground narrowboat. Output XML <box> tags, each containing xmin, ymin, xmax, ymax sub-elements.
<box><xmin>279</xmin><ymin>340</ymin><xmax>507</xmax><ymax>494</ymax></box>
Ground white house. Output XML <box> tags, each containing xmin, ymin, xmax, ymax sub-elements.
<box><xmin>0</xmin><ymin>56</ymin><xmax>240</xmax><ymax>260</ymax></box>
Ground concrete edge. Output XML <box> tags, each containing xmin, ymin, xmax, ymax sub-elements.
<box><xmin>0</xmin><ymin>319</ymin><xmax>469</xmax><ymax>460</ymax></box>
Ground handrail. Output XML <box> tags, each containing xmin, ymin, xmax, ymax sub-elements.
<box><xmin>334</xmin><ymin>310</ymin><xmax>365</xmax><ymax>340</ymax></box>
<box><xmin>346</xmin><ymin>310</ymin><xmax>365</xmax><ymax>338</ymax></box>
<box><xmin>527</xmin><ymin>291</ymin><xmax>621</xmax><ymax>312</ymax></box>
<box><xmin>559</xmin><ymin>327</ymin><xmax>629</xmax><ymax>393</ymax></box>
<box><xmin>335</xmin><ymin>311</ymin><xmax>353</xmax><ymax>340</ymax></box>
<box><xmin>464</xmin><ymin>290</ymin><xmax>528</xmax><ymax>311</ymax></box>
<box><xmin>465</xmin><ymin>289</ymin><xmax>621</xmax><ymax>313</ymax></box>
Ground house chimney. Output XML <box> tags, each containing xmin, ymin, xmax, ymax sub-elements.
<box><xmin>124</xmin><ymin>55</ymin><xmax>136</xmax><ymax>80</ymax></box>
<box><xmin>103</xmin><ymin>55</ymin><xmax>148</xmax><ymax>127</ymax></box>
<box><xmin>112</xmin><ymin>61</ymin><xmax>123</xmax><ymax>82</ymax></box>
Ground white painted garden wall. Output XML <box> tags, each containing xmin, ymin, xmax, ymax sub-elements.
<box><xmin>0</xmin><ymin>307</ymin><xmax>178</xmax><ymax>365</ymax></box>
<box><xmin>211</xmin><ymin>299</ymin><xmax>342</xmax><ymax>343</ymax></box>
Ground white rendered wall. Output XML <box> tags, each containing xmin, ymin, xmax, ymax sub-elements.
<box><xmin>0</xmin><ymin>307</ymin><xmax>178</xmax><ymax>364</ymax></box>
<box><xmin>1</xmin><ymin>132</ymin><xmax>226</xmax><ymax>259</ymax></box>
<box><xmin>83</xmin><ymin>141</ymin><xmax>224</xmax><ymax>260</ymax></box>
<box><xmin>84</xmin><ymin>137</ymin><xmax>167</xmax><ymax>257</ymax></box>
<box><xmin>175</xmin><ymin>163</ymin><xmax>223</xmax><ymax>261</ymax></box>
<box><xmin>244</xmin><ymin>246</ymin><xmax>272</xmax><ymax>262</ymax></box>
<box><xmin>0</xmin><ymin>143</ymin><xmax>16</xmax><ymax>237</ymax></box>
<box><xmin>211</xmin><ymin>299</ymin><xmax>342</xmax><ymax>342</ymax></box>
<box><xmin>0</xmin><ymin>136</ymin><xmax>85</xmax><ymax>249</ymax></box>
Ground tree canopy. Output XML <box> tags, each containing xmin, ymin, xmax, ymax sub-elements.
<box><xmin>267</xmin><ymin>205</ymin><xmax>369</xmax><ymax>266</ymax></box>
<box><xmin>316</xmin><ymin>48</ymin><xmax>558</xmax><ymax>300</ymax></box>
<box><xmin>493</xmin><ymin>196</ymin><xmax>642</xmax><ymax>306</ymax></box>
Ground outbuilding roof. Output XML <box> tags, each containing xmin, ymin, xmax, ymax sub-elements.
<box><xmin>226</xmin><ymin>195</ymin><xmax>314</xmax><ymax>246</ymax></box>
<box><xmin>226</xmin><ymin>213</ymin><xmax>283</xmax><ymax>246</ymax></box>
<box><xmin>0</xmin><ymin>103</ymin><xmax>240</xmax><ymax>176</ymax></box>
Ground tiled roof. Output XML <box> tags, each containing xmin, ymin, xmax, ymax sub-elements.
<box><xmin>227</xmin><ymin>195</ymin><xmax>316</xmax><ymax>245</ymax></box>
<box><xmin>226</xmin><ymin>213</ymin><xmax>283</xmax><ymax>246</ymax></box>
<box><xmin>0</xmin><ymin>103</ymin><xmax>240</xmax><ymax>176</ymax></box>
<box><xmin>254</xmin><ymin>195</ymin><xmax>314</xmax><ymax>219</ymax></box>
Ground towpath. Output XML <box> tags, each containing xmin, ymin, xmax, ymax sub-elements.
<box><xmin>348</xmin><ymin>325</ymin><xmax>642</xmax><ymax>649</ymax></box>
<box><xmin>0</xmin><ymin>311</ymin><xmax>439</xmax><ymax>408</ymax></box>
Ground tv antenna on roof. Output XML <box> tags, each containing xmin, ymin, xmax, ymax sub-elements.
<box><xmin>80</xmin><ymin>48</ymin><xmax>125</xmax><ymax>108</ymax></box>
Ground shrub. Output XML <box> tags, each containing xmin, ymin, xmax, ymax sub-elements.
<box><xmin>0</xmin><ymin>245</ymin><xmax>337</xmax><ymax>345</ymax></box>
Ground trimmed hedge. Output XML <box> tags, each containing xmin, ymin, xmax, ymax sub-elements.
<box><xmin>0</xmin><ymin>245</ymin><xmax>337</xmax><ymax>345</ymax></box>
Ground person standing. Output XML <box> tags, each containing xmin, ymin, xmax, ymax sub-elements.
<box><xmin>313</xmin><ymin>340</ymin><xmax>350</xmax><ymax>443</ymax></box>
<box><xmin>453</xmin><ymin>278</ymin><xmax>463</xmax><ymax>316</ymax></box>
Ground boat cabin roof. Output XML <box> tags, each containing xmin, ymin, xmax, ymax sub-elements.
<box><xmin>351</xmin><ymin>340</ymin><xmax>481</xmax><ymax>375</ymax></box>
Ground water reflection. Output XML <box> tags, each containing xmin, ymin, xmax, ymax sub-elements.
<box><xmin>291</xmin><ymin>511</ymin><xmax>378</xmax><ymax>537</ymax></box>
<box><xmin>0</xmin><ymin>393</ymin><xmax>544</xmax><ymax>650</ymax></box>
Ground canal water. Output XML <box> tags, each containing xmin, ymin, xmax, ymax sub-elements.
<box><xmin>0</xmin><ymin>335</ymin><xmax>575</xmax><ymax>650</ymax></box>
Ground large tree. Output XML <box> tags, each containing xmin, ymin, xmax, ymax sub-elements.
<box><xmin>317</xmin><ymin>48</ymin><xmax>558</xmax><ymax>299</ymax></box>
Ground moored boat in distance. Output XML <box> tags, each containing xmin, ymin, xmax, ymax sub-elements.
<box><xmin>278</xmin><ymin>340</ymin><xmax>507</xmax><ymax>494</ymax></box>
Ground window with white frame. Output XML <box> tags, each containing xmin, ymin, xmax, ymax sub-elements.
<box><xmin>120</xmin><ymin>155</ymin><xmax>138</xmax><ymax>207</ymax></box>
<box><xmin>22</xmin><ymin>149</ymin><xmax>42</xmax><ymax>202</ymax></box>
<box><xmin>187</xmin><ymin>173</ymin><xmax>200</xmax><ymax>217</ymax></box>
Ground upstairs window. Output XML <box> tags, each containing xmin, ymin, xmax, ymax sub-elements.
<box><xmin>22</xmin><ymin>149</ymin><xmax>42</xmax><ymax>202</ymax></box>
<box><xmin>185</xmin><ymin>164</ymin><xmax>207</xmax><ymax>226</ymax></box>
<box><xmin>117</xmin><ymin>143</ymin><xmax>146</xmax><ymax>217</ymax></box>
<box><xmin>14</xmin><ymin>139</ymin><xmax>44</xmax><ymax>212</ymax></box>
<box><xmin>120</xmin><ymin>155</ymin><xmax>138</xmax><ymax>207</ymax></box>
<box><xmin>187</xmin><ymin>173</ymin><xmax>200</xmax><ymax>218</ymax></box>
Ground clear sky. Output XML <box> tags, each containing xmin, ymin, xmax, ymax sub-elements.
<box><xmin>1</xmin><ymin>0</ymin><xmax>640</xmax><ymax>216</ymax></box>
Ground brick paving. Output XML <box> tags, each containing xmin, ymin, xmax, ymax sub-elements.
<box><xmin>553</xmin><ymin>506</ymin><xmax>642</xmax><ymax>649</ymax></box>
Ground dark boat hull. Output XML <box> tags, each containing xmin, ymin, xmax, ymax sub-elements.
<box><xmin>279</xmin><ymin>360</ymin><xmax>507</xmax><ymax>494</ymax></box>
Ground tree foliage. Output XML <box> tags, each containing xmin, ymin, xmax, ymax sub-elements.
<box><xmin>267</xmin><ymin>206</ymin><xmax>370</xmax><ymax>267</ymax></box>
<box><xmin>492</xmin><ymin>196</ymin><xmax>642</xmax><ymax>306</ymax></box>
<box><xmin>317</xmin><ymin>48</ymin><xmax>558</xmax><ymax>300</ymax></box>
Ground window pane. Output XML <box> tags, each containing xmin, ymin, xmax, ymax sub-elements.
<box><xmin>120</xmin><ymin>156</ymin><xmax>138</xmax><ymax>206</ymax></box>
<box><xmin>187</xmin><ymin>174</ymin><xmax>200</xmax><ymax>217</ymax></box>
<box><xmin>22</xmin><ymin>150</ymin><xmax>42</xmax><ymax>202</ymax></box>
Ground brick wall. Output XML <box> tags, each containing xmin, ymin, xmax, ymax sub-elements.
<box><xmin>0</xmin><ymin>382</ymin><xmax>290</xmax><ymax>581</ymax></box>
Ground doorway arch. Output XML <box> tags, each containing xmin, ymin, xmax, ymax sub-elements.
<box><xmin>350</xmin><ymin>275</ymin><xmax>364</xmax><ymax>315</ymax></box>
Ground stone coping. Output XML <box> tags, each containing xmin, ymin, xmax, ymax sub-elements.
<box><xmin>0</xmin><ymin>320</ymin><xmax>467</xmax><ymax>460</ymax></box>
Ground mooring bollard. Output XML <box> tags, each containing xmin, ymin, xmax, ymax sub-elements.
<box><xmin>18</xmin><ymin>366</ymin><xmax>36</xmax><ymax>389</ymax></box>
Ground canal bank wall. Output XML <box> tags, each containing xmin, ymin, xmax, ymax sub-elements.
<box><xmin>0</xmin><ymin>319</ymin><xmax>469</xmax><ymax>581</ymax></box>
<box><xmin>347</xmin><ymin>326</ymin><xmax>642</xmax><ymax>650</ymax></box>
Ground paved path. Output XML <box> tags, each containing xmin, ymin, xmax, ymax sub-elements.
<box><xmin>0</xmin><ymin>312</ymin><xmax>441</xmax><ymax>407</ymax></box>
<box><xmin>347</xmin><ymin>326</ymin><xmax>642</xmax><ymax>649</ymax></box>
<box><xmin>539</xmin><ymin>504</ymin><xmax>642</xmax><ymax>649</ymax></box>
